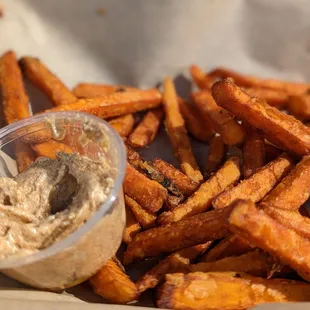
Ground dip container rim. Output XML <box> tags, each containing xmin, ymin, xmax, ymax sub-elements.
<box><xmin>0</xmin><ymin>111</ymin><xmax>126</xmax><ymax>269</ymax></box>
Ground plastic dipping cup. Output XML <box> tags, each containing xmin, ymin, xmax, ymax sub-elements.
<box><xmin>0</xmin><ymin>111</ymin><xmax>126</xmax><ymax>290</ymax></box>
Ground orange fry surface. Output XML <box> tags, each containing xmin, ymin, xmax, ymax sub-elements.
<box><xmin>123</xmin><ymin>207</ymin><xmax>231</xmax><ymax>265</ymax></box>
<box><xmin>229</xmin><ymin>200</ymin><xmax>310</xmax><ymax>282</ymax></box>
<box><xmin>192</xmin><ymin>90</ymin><xmax>245</xmax><ymax>146</ymax></box>
<box><xmin>89</xmin><ymin>259</ymin><xmax>138</xmax><ymax>304</ymax></box>
<box><xmin>163</xmin><ymin>77</ymin><xmax>203</xmax><ymax>183</ymax></box>
<box><xmin>128</xmin><ymin>108</ymin><xmax>163</xmax><ymax>148</ymax></box>
<box><xmin>158</xmin><ymin>157</ymin><xmax>240</xmax><ymax>225</ymax></box>
<box><xmin>212</xmin><ymin>79</ymin><xmax>310</xmax><ymax>156</ymax></box>
<box><xmin>15</xmin><ymin>142</ymin><xmax>36</xmax><ymax>173</ymax></box>
<box><xmin>213</xmin><ymin>153</ymin><xmax>293</xmax><ymax>209</ymax></box>
<box><xmin>260</xmin><ymin>155</ymin><xmax>310</xmax><ymax>211</ymax></box>
<box><xmin>205</xmin><ymin>135</ymin><xmax>226</xmax><ymax>177</ymax></box>
<box><xmin>109</xmin><ymin>114</ymin><xmax>135</xmax><ymax>137</ymax></box>
<box><xmin>20</xmin><ymin>56</ymin><xmax>77</xmax><ymax>106</ymax></box>
<box><xmin>123</xmin><ymin>163</ymin><xmax>167</xmax><ymax>213</ymax></box>
<box><xmin>190</xmin><ymin>64</ymin><xmax>217</xmax><ymax>90</ymax></box>
<box><xmin>123</xmin><ymin>205</ymin><xmax>141</xmax><ymax>244</ymax></box>
<box><xmin>178</xmin><ymin>98</ymin><xmax>214</xmax><ymax>142</ymax></box>
<box><xmin>43</xmin><ymin>89</ymin><xmax>162</xmax><ymax>119</ymax></box>
<box><xmin>72</xmin><ymin>83</ymin><xmax>137</xmax><ymax>98</ymax></box>
<box><xmin>31</xmin><ymin>140</ymin><xmax>73</xmax><ymax>159</ymax></box>
<box><xmin>288</xmin><ymin>94</ymin><xmax>310</xmax><ymax>121</ymax></box>
<box><xmin>157</xmin><ymin>272</ymin><xmax>310</xmax><ymax>310</ymax></box>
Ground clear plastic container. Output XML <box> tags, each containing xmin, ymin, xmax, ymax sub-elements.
<box><xmin>0</xmin><ymin>111</ymin><xmax>126</xmax><ymax>291</ymax></box>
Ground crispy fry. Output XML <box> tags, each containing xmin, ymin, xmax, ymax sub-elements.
<box><xmin>260</xmin><ymin>155</ymin><xmax>310</xmax><ymax>211</ymax></box>
<box><xmin>19</xmin><ymin>56</ymin><xmax>77</xmax><ymax>106</ymax></box>
<box><xmin>163</xmin><ymin>77</ymin><xmax>203</xmax><ymax>183</ymax></box>
<box><xmin>228</xmin><ymin>200</ymin><xmax>310</xmax><ymax>281</ymax></box>
<box><xmin>178</xmin><ymin>98</ymin><xmax>214</xmax><ymax>142</ymax></box>
<box><xmin>89</xmin><ymin>258</ymin><xmax>138</xmax><ymax>304</ymax></box>
<box><xmin>205</xmin><ymin>135</ymin><xmax>226</xmax><ymax>177</ymax></box>
<box><xmin>72</xmin><ymin>83</ymin><xmax>137</xmax><ymax>98</ymax></box>
<box><xmin>242</xmin><ymin>124</ymin><xmax>266</xmax><ymax>178</ymax></box>
<box><xmin>244</xmin><ymin>87</ymin><xmax>288</xmax><ymax>108</ymax></box>
<box><xmin>265</xmin><ymin>141</ymin><xmax>282</xmax><ymax>162</ymax></box>
<box><xmin>190</xmin><ymin>65</ymin><xmax>217</xmax><ymax>90</ymax></box>
<box><xmin>123</xmin><ymin>205</ymin><xmax>141</xmax><ymax>244</ymax></box>
<box><xmin>42</xmin><ymin>89</ymin><xmax>162</xmax><ymax>119</ymax></box>
<box><xmin>108</xmin><ymin>114</ymin><xmax>135</xmax><ymax>137</ymax></box>
<box><xmin>128</xmin><ymin>108</ymin><xmax>163</xmax><ymax>147</ymax></box>
<box><xmin>158</xmin><ymin>157</ymin><xmax>240</xmax><ymax>225</ymax></box>
<box><xmin>157</xmin><ymin>272</ymin><xmax>310</xmax><ymax>309</ymax></box>
<box><xmin>191</xmin><ymin>250</ymin><xmax>274</xmax><ymax>277</ymax></box>
<box><xmin>213</xmin><ymin>153</ymin><xmax>293</xmax><ymax>209</ymax></box>
<box><xmin>124</xmin><ymin>163</ymin><xmax>167</xmax><ymax>213</ymax></box>
<box><xmin>136</xmin><ymin>242</ymin><xmax>212</xmax><ymax>293</ymax></box>
<box><xmin>123</xmin><ymin>207</ymin><xmax>231</xmax><ymax>265</ymax></box>
<box><xmin>124</xmin><ymin>195</ymin><xmax>157</xmax><ymax>229</ymax></box>
<box><xmin>15</xmin><ymin>142</ymin><xmax>36</xmax><ymax>172</ymax></box>
<box><xmin>31</xmin><ymin>140</ymin><xmax>73</xmax><ymax>159</ymax></box>
<box><xmin>209</xmin><ymin>66</ymin><xmax>310</xmax><ymax>95</ymax></box>
<box><xmin>201</xmin><ymin>235</ymin><xmax>252</xmax><ymax>262</ymax></box>
<box><xmin>192</xmin><ymin>90</ymin><xmax>245</xmax><ymax>146</ymax></box>
<box><xmin>288</xmin><ymin>94</ymin><xmax>310</xmax><ymax>121</ymax></box>
<box><xmin>212</xmin><ymin>79</ymin><xmax>310</xmax><ymax>156</ymax></box>
<box><xmin>152</xmin><ymin>159</ymin><xmax>199</xmax><ymax>197</ymax></box>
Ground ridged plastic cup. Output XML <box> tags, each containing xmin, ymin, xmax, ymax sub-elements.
<box><xmin>0</xmin><ymin>111</ymin><xmax>126</xmax><ymax>291</ymax></box>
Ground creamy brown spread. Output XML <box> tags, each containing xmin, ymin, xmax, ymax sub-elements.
<box><xmin>0</xmin><ymin>152</ymin><xmax>114</xmax><ymax>259</ymax></box>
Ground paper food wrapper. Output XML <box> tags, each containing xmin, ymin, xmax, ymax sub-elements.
<box><xmin>1</xmin><ymin>0</ymin><xmax>310</xmax><ymax>308</ymax></box>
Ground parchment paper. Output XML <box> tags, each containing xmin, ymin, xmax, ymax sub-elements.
<box><xmin>0</xmin><ymin>0</ymin><xmax>310</xmax><ymax>308</ymax></box>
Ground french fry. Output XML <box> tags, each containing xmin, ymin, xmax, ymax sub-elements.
<box><xmin>72</xmin><ymin>83</ymin><xmax>137</xmax><ymax>98</ymax></box>
<box><xmin>242</xmin><ymin>124</ymin><xmax>266</xmax><ymax>178</ymax></box>
<box><xmin>123</xmin><ymin>207</ymin><xmax>231</xmax><ymax>265</ymax></box>
<box><xmin>123</xmin><ymin>205</ymin><xmax>141</xmax><ymax>244</ymax></box>
<box><xmin>128</xmin><ymin>108</ymin><xmax>163</xmax><ymax>147</ymax></box>
<box><xmin>201</xmin><ymin>235</ymin><xmax>252</xmax><ymax>262</ymax></box>
<box><xmin>158</xmin><ymin>157</ymin><xmax>240</xmax><ymax>225</ymax></box>
<box><xmin>260</xmin><ymin>155</ymin><xmax>310</xmax><ymax>211</ymax></box>
<box><xmin>191</xmin><ymin>250</ymin><xmax>274</xmax><ymax>277</ymax></box>
<box><xmin>89</xmin><ymin>258</ymin><xmax>138</xmax><ymax>304</ymax></box>
<box><xmin>31</xmin><ymin>140</ymin><xmax>73</xmax><ymax>159</ymax></box>
<box><xmin>163</xmin><ymin>77</ymin><xmax>203</xmax><ymax>183</ymax></box>
<box><xmin>15</xmin><ymin>142</ymin><xmax>36</xmax><ymax>173</ymax></box>
<box><xmin>135</xmin><ymin>242</ymin><xmax>212</xmax><ymax>293</ymax></box>
<box><xmin>190</xmin><ymin>64</ymin><xmax>217</xmax><ymax>90</ymax></box>
<box><xmin>205</xmin><ymin>135</ymin><xmax>226</xmax><ymax>177</ymax></box>
<box><xmin>228</xmin><ymin>200</ymin><xmax>310</xmax><ymax>281</ymax></box>
<box><xmin>212</xmin><ymin>79</ymin><xmax>310</xmax><ymax>156</ymax></box>
<box><xmin>42</xmin><ymin>89</ymin><xmax>162</xmax><ymax>119</ymax></box>
<box><xmin>123</xmin><ymin>163</ymin><xmax>167</xmax><ymax>213</ymax></box>
<box><xmin>19</xmin><ymin>56</ymin><xmax>77</xmax><ymax>106</ymax></box>
<box><xmin>108</xmin><ymin>114</ymin><xmax>135</xmax><ymax>137</ymax></box>
<box><xmin>178</xmin><ymin>98</ymin><xmax>214</xmax><ymax>142</ymax></box>
<box><xmin>209</xmin><ymin>66</ymin><xmax>310</xmax><ymax>95</ymax></box>
<box><xmin>213</xmin><ymin>153</ymin><xmax>294</xmax><ymax>209</ymax></box>
<box><xmin>288</xmin><ymin>94</ymin><xmax>310</xmax><ymax>121</ymax></box>
<box><xmin>265</xmin><ymin>141</ymin><xmax>282</xmax><ymax>162</ymax></box>
<box><xmin>192</xmin><ymin>90</ymin><xmax>245</xmax><ymax>146</ymax></box>
<box><xmin>151</xmin><ymin>158</ymin><xmax>199</xmax><ymax>197</ymax></box>
<box><xmin>157</xmin><ymin>272</ymin><xmax>310</xmax><ymax>309</ymax></box>
<box><xmin>124</xmin><ymin>195</ymin><xmax>157</xmax><ymax>229</ymax></box>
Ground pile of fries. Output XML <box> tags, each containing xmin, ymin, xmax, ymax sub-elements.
<box><xmin>2</xmin><ymin>50</ymin><xmax>310</xmax><ymax>309</ymax></box>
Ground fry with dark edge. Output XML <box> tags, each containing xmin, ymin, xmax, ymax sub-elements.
<box><xmin>288</xmin><ymin>94</ymin><xmax>310</xmax><ymax>121</ymax></box>
<box><xmin>123</xmin><ymin>205</ymin><xmax>141</xmax><ymax>244</ymax></box>
<box><xmin>123</xmin><ymin>207</ymin><xmax>231</xmax><ymax>265</ymax></box>
<box><xmin>157</xmin><ymin>272</ymin><xmax>310</xmax><ymax>309</ymax></box>
<box><xmin>109</xmin><ymin>114</ymin><xmax>135</xmax><ymax>137</ymax></box>
<box><xmin>163</xmin><ymin>77</ymin><xmax>203</xmax><ymax>183</ymax></box>
<box><xmin>20</xmin><ymin>56</ymin><xmax>77</xmax><ymax>106</ymax></box>
<box><xmin>213</xmin><ymin>153</ymin><xmax>293</xmax><ymax>209</ymax></box>
<box><xmin>212</xmin><ymin>79</ymin><xmax>310</xmax><ymax>156</ymax></box>
<box><xmin>124</xmin><ymin>163</ymin><xmax>167</xmax><ymax>213</ymax></box>
<box><xmin>190</xmin><ymin>64</ymin><xmax>217</xmax><ymax>90</ymax></box>
<box><xmin>228</xmin><ymin>200</ymin><xmax>310</xmax><ymax>282</ymax></box>
<box><xmin>158</xmin><ymin>157</ymin><xmax>240</xmax><ymax>225</ymax></box>
<box><xmin>31</xmin><ymin>140</ymin><xmax>73</xmax><ymax>159</ymax></box>
<box><xmin>72</xmin><ymin>83</ymin><xmax>137</xmax><ymax>98</ymax></box>
<box><xmin>205</xmin><ymin>135</ymin><xmax>226</xmax><ymax>177</ymax></box>
<box><xmin>265</xmin><ymin>141</ymin><xmax>282</xmax><ymax>162</ymax></box>
<box><xmin>89</xmin><ymin>258</ymin><xmax>138</xmax><ymax>304</ymax></box>
<box><xmin>135</xmin><ymin>242</ymin><xmax>212</xmax><ymax>293</ymax></box>
<box><xmin>260</xmin><ymin>155</ymin><xmax>310</xmax><ymax>211</ymax></box>
<box><xmin>178</xmin><ymin>97</ymin><xmax>214</xmax><ymax>142</ymax></box>
<box><xmin>42</xmin><ymin>89</ymin><xmax>162</xmax><ymax>119</ymax></box>
<box><xmin>192</xmin><ymin>90</ymin><xmax>245</xmax><ymax>146</ymax></box>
